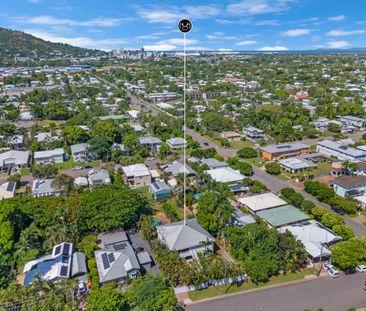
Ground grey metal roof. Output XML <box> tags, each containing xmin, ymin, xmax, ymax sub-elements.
<box><xmin>71</xmin><ymin>252</ymin><xmax>87</xmax><ymax>277</ymax></box>
<box><xmin>157</xmin><ymin>218</ymin><xmax>213</xmax><ymax>251</ymax></box>
<box><xmin>139</xmin><ymin>136</ymin><xmax>162</xmax><ymax>145</ymax></box>
<box><xmin>163</xmin><ymin>161</ymin><xmax>196</xmax><ymax>177</ymax></box>
<box><xmin>32</xmin><ymin>179</ymin><xmax>56</xmax><ymax>196</ymax></box>
<box><xmin>166</xmin><ymin>137</ymin><xmax>187</xmax><ymax>146</ymax></box>
<box><xmin>101</xmin><ymin>231</ymin><xmax>128</xmax><ymax>247</ymax></box>
<box><xmin>150</xmin><ymin>181</ymin><xmax>171</xmax><ymax>193</ymax></box>
<box><xmin>261</xmin><ymin>142</ymin><xmax>310</xmax><ymax>154</ymax></box>
<box><xmin>0</xmin><ymin>150</ymin><xmax>29</xmax><ymax>167</ymax></box>
<box><xmin>317</xmin><ymin>140</ymin><xmax>366</xmax><ymax>158</ymax></box>
<box><xmin>70</xmin><ymin>143</ymin><xmax>88</xmax><ymax>155</ymax></box>
<box><xmin>280</xmin><ymin>157</ymin><xmax>317</xmax><ymax>170</ymax></box>
<box><xmin>137</xmin><ymin>251</ymin><xmax>152</xmax><ymax>265</ymax></box>
<box><xmin>201</xmin><ymin>158</ymin><xmax>228</xmax><ymax>169</ymax></box>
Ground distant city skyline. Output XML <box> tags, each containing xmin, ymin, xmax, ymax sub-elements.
<box><xmin>1</xmin><ymin>0</ymin><xmax>366</xmax><ymax>51</ymax></box>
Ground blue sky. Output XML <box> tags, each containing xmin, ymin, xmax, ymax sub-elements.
<box><xmin>1</xmin><ymin>0</ymin><xmax>366</xmax><ymax>51</ymax></box>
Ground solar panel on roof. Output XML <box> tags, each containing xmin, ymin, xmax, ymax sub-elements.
<box><xmin>339</xmin><ymin>145</ymin><xmax>348</xmax><ymax>150</ymax></box>
<box><xmin>101</xmin><ymin>253</ymin><xmax>110</xmax><ymax>269</ymax></box>
<box><xmin>154</xmin><ymin>182</ymin><xmax>160</xmax><ymax>190</ymax></box>
<box><xmin>60</xmin><ymin>266</ymin><xmax>68</xmax><ymax>277</ymax></box>
<box><xmin>6</xmin><ymin>182</ymin><xmax>15</xmax><ymax>192</ymax></box>
<box><xmin>108</xmin><ymin>253</ymin><xmax>115</xmax><ymax>263</ymax></box>
<box><xmin>54</xmin><ymin>245</ymin><xmax>62</xmax><ymax>256</ymax></box>
<box><xmin>62</xmin><ymin>243</ymin><xmax>70</xmax><ymax>255</ymax></box>
<box><xmin>113</xmin><ymin>243</ymin><xmax>126</xmax><ymax>251</ymax></box>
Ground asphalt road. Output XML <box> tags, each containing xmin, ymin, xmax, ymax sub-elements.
<box><xmin>186</xmin><ymin>273</ymin><xmax>366</xmax><ymax>311</ymax></box>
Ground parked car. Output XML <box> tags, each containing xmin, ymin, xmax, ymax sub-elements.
<box><xmin>203</xmin><ymin>142</ymin><xmax>209</xmax><ymax>146</ymax></box>
<box><xmin>84</xmin><ymin>165</ymin><xmax>93</xmax><ymax>169</ymax></box>
<box><xmin>78</xmin><ymin>280</ymin><xmax>86</xmax><ymax>294</ymax></box>
<box><xmin>322</xmin><ymin>263</ymin><xmax>340</xmax><ymax>278</ymax></box>
<box><xmin>356</xmin><ymin>265</ymin><xmax>366</xmax><ymax>273</ymax></box>
<box><xmin>331</xmin><ymin>206</ymin><xmax>345</xmax><ymax>215</ymax></box>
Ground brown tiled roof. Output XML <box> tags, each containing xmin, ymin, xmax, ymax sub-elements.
<box><xmin>333</xmin><ymin>175</ymin><xmax>366</xmax><ymax>188</ymax></box>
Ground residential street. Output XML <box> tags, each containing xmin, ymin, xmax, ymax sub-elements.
<box><xmin>186</xmin><ymin>273</ymin><xmax>366</xmax><ymax>311</ymax></box>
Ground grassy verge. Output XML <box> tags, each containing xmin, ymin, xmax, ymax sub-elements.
<box><xmin>54</xmin><ymin>159</ymin><xmax>100</xmax><ymax>170</ymax></box>
<box><xmin>20</xmin><ymin>168</ymin><xmax>31</xmax><ymax>176</ymax></box>
<box><xmin>189</xmin><ymin>271</ymin><xmax>310</xmax><ymax>301</ymax></box>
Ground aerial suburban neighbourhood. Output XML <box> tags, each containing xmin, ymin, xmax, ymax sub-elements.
<box><xmin>0</xmin><ymin>1</ymin><xmax>365</xmax><ymax>311</ymax></box>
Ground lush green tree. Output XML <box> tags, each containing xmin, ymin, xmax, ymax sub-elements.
<box><xmin>51</xmin><ymin>174</ymin><xmax>75</xmax><ymax>196</ymax></box>
<box><xmin>331</xmin><ymin>237</ymin><xmax>366</xmax><ymax>270</ymax></box>
<box><xmin>32</xmin><ymin>164</ymin><xmax>58</xmax><ymax>179</ymax></box>
<box><xmin>62</xmin><ymin>125</ymin><xmax>90</xmax><ymax>145</ymax></box>
<box><xmin>237</xmin><ymin>147</ymin><xmax>257</xmax><ymax>159</ymax></box>
<box><xmin>87</xmin><ymin>136</ymin><xmax>112</xmax><ymax>160</ymax></box>
<box><xmin>196</xmin><ymin>191</ymin><xmax>233</xmax><ymax>235</ymax></box>
<box><xmin>125</xmin><ymin>274</ymin><xmax>177</xmax><ymax>311</ymax></box>
<box><xmin>332</xmin><ymin>225</ymin><xmax>354</xmax><ymax>240</ymax></box>
<box><xmin>86</xmin><ymin>283</ymin><xmax>126</xmax><ymax>311</ymax></box>
<box><xmin>265</xmin><ymin>162</ymin><xmax>281</xmax><ymax>175</ymax></box>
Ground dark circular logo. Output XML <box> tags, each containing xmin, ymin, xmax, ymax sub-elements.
<box><xmin>178</xmin><ymin>19</ymin><xmax>192</xmax><ymax>33</ymax></box>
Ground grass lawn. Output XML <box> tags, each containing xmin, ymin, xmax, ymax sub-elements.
<box><xmin>314</xmin><ymin>161</ymin><xmax>331</xmax><ymax>176</ymax></box>
<box><xmin>243</xmin><ymin>157</ymin><xmax>264</xmax><ymax>167</ymax></box>
<box><xmin>278</xmin><ymin>174</ymin><xmax>290</xmax><ymax>181</ymax></box>
<box><xmin>135</xmin><ymin>186</ymin><xmax>154</xmax><ymax>200</ymax></box>
<box><xmin>230</xmin><ymin>140</ymin><xmax>255</xmax><ymax>149</ymax></box>
<box><xmin>189</xmin><ymin>271</ymin><xmax>308</xmax><ymax>301</ymax></box>
<box><xmin>20</xmin><ymin>168</ymin><xmax>31</xmax><ymax>176</ymax></box>
<box><xmin>54</xmin><ymin>159</ymin><xmax>100</xmax><ymax>170</ymax></box>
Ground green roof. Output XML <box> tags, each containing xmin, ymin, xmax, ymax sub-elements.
<box><xmin>256</xmin><ymin>205</ymin><xmax>309</xmax><ymax>228</ymax></box>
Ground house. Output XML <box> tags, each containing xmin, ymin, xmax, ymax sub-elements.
<box><xmin>338</xmin><ymin>115</ymin><xmax>366</xmax><ymax>128</ymax></box>
<box><xmin>137</xmin><ymin>251</ymin><xmax>153</xmax><ymax>271</ymax></box>
<box><xmin>138</xmin><ymin>136</ymin><xmax>162</xmax><ymax>151</ymax></box>
<box><xmin>243</xmin><ymin>125</ymin><xmax>265</xmax><ymax>140</ymax></box>
<box><xmin>0</xmin><ymin>150</ymin><xmax>29</xmax><ymax>170</ymax></box>
<box><xmin>149</xmin><ymin>181</ymin><xmax>172</xmax><ymax>199</ymax></box>
<box><xmin>220</xmin><ymin>131</ymin><xmax>241</xmax><ymax>142</ymax></box>
<box><xmin>34</xmin><ymin>148</ymin><xmax>64</xmax><ymax>164</ymax></box>
<box><xmin>74</xmin><ymin>176</ymin><xmax>88</xmax><ymax>187</ymax></box>
<box><xmin>260</xmin><ymin>143</ymin><xmax>310</xmax><ymax>161</ymax></box>
<box><xmin>278</xmin><ymin>220</ymin><xmax>342</xmax><ymax>261</ymax></box>
<box><xmin>166</xmin><ymin>137</ymin><xmax>188</xmax><ymax>150</ymax></box>
<box><xmin>316</xmin><ymin>140</ymin><xmax>366</xmax><ymax>162</ymax></box>
<box><xmin>0</xmin><ymin>181</ymin><xmax>16</xmax><ymax>200</ymax></box>
<box><xmin>231</xmin><ymin>208</ymin><xmax>256</xmax><ymax>227</ymax></box>
<box><xmin>88</xmin><ymin>169</ymin><xmax>111</xmax><ymax>187</ymax></box>
<box><xmin>200</xmin><ymin>158</ymin><xmax>228</xmax><ymax>169</ymax></box>
<box><xmin>70</xmin><ymin>143</ymin><xmax>89</xmax><ymax>162</ymax></box>
<box><xmin>354</xmin><ymin>195</ymin><xmax>366</xmax><ymax>210</ymax></box>
<box><xmin>23</xmin><ymin>242</ymin><xmax>73</xmax><ymax>285</ymax></box>
<box><xmin>239</xmin><ymin>192</ymin><xmax>287</xmax><ymax>213</ymax></box>
<box><xmin>162</xmin><ymin>161</ymin><xmax>196</xmax><ymax>177</ymax></box>
<box><xmin>122</xmin><ymin>163</ymin><xmax>151</xmax><ymax>189</ymax></box>
<box><xmin>32</xmin><ymin>179</ymin><xmax>59</xmax><ymax>197</ymax></box>
<box><xmin>330</xmin><ymin>175</ymin><xmax>366</xmax><ymax>197</ymax></box>
<box><xmin>95</xmin><ymin>232</ymin><xmax>140</xmax><ymax>284</ymax></box>
<box><xmin>256</xmin><ymin>205</ymin><xmax>309</xmax><ymax>228</ymax></box>
<box><xmin>9</xmin><ymin>135</ymin><xmax>24</xmax><ymax>149</ymax></box>
<box><xmin>71</xmin><ymin>252</ymin><xmax>87</xmax><ymax>278</ymax></box>
<box><xmin>156</xmin><ymin>218</ymin><xmax>214</xmax><ymax>260</ymax></box>
<box><xmin>205</xmin><ymin>167</ymin><xmax>245</xmax><ymax>183</ymax></box>
<box><xmin>35</xmin><ymin>132</ymin><xmax>58</xmax><ymax>143</ymax></box>
<box><xmin>280</xmin><ymin>157</ymin><xmax>317</xmax><ymax>174</ymax></box>
<box><xmin>228</xmin><ymin>183</ymin><xmax>248</xmax><ymax>194</ymax></box>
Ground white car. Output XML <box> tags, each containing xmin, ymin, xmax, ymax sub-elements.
<box><xmin>356</xmin><ymin>265</ymin><xmax>366</xmax><ymax>273</ymax></box>
<box><xmin>322</xmin><ymin>263</ymin><xmax>340</xmax><ymax>278</ymax></box>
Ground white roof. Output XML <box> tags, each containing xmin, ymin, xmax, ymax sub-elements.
<box><xmin>355</xmin><ymin>195</ymin><xmax>366</xmax><ymax>204</ymax></box>
<box><xmin>74</xmin><ymin>177</ymin><xmax>88</xmax><ymax>186</ymax></box>
<box><xmin>205</xmin><ymin>167</ymin><xmax>245</xmax><ymax>183</ymax></box>
<box><xmin>34</xmin><ymin>148</ymin><xmax>64</xmax><ymax>159</ymax></box>
<box><xmin>278</xmin><ymin>220</ymin><xmax>341</xmax><ymax>258</ymax></box>
<box><xmin>239</xmin><ymin>192</ymin><xmax>287</xmax><ymax>212</ymax></box>
<box><xmin>122</xmin><ymin>163</ymin><xmax>150</xmax><ymax>177</ymax></box>
<box><xmin>0</xmin><ymin>150</ymin><xmax>29</xmax><ymax>167</ymax></box>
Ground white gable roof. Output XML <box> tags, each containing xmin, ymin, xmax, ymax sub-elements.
<box><xmin>239</xmin><ymin>192</ymin><xmax>287</xmax><ymax>212</ymax></box>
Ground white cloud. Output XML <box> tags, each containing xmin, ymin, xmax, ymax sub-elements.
<box><xmin>206</xmin><ymin>33</ymin><xmax>238</xmax><ymax>41</ymax></box>
<box><xmin>236</xmin><ymin>40</ymin><xmax>257</xmax><ymax>46</ymax></box>
<box><xmin>328</xmin><ymin>15</ymin><xmax>345</xmax><ymax>22</ymax></box>
<box><xmin>24</xmin><ymin>29</ymin><xmax>127</xmax><ymax>49</ymax></box>
<box><xmin>227</xmin><ymin>0</ymin><xmax>297</xmax><ymax>16</ymax></box>
<box><xmin>135</xmin><ymin>35</ymin><xmax>159</xmax><ymax>40</ymax></box>
<box><xmin>137</xmin><ymin>5</ymin><xmax>220</xmax><ymax>24</ymax></box>
<box><xmin>327</xmin><ymin>40</ymin><xmax>349</xmax><ymax>48</ymax></box>
<box><xmin>326</xmin><ymin>29</ymin><xmax>366</xmax><ymax>36</ymax></box>
<box><xmin>13</xmin><ymin>15</ymin><xmax>127</xmax><ymax>27</ymax></box>
<box><xmin>158</xmin><ymin>38</ymin><xmax>198</xmax><ymax>46</ymax></box>
<box><xmin>257</xmin><ymin>45</ymin><xmax>289</xmax><ymax>51</ymax></box>
<box><xmin>282</xmin><ymin>28</ymin><xmax>311</xmax><ymax>37</ymax></box>
<box><xmin>219</xmin><ymin>48</ymin><xmax>233</xmax><ymax>52</ymax></box>
<box><xmin>215</xmin><ymin>19</ymin><xmax>235</xmax><ymax>24</ymax></box>
<box><xmin>255</xmin><ymin>19</ymin><xmax>279</xmax><ymax>26</ymax></box>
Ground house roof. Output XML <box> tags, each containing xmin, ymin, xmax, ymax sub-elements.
<box><xmin>34</xmin><ymin>148</ymin><xmax>64</xmax><ymax>159</ymax></box>
<box><xmin>122</xmin><ymin>163</ymin><xmax>150</xmax><ymax>177</ymax></box>
<box><xmin>150</xmin><ymin>181</ymin><xmax>171</xmax><ymax>193</ymax></box>
<box><xmin>278</xmin><ymin>220</ymin><xmax>341</xmax><ymax>258</ymax></box>
<box><xmin>205</xmin><ymin>167</ymin><xmax>245</xmax><ymax>183</ymax></box>
<box><xmin>0</xmin><ymin>150</ymin><xmax>29</xmax><ymax>167</ymax></box>
<box><xmin>71</xmin><ymin>252</ymin><xmax>87</xmax><ymax>277</ymax></box>
<box><xmin>243</xmin><ymin>125</ymin><xmax>264</xmax><ymax>133</ymax></box>
<box><xmin>261</xmin><ymin>142</ymin><xmax>310</xmax><ymax>154</ymax></box>
<box><xmin>256</xmin><ymin>205</ymin><xmax>309</xmax><ymax>227</ymax></box>
<box><xmin>138</xmin><ymin>136</ymin><xmax>162</xmax><ymax>145</ymax></box>
<box><xmin>201</xmin><ymin>158</ymin><xmax>228</xmax><ymax>169</ymax></box>
<box><xmin>0</xmin><ymin>181</ymin><xmax>16</xmax><ymax>199</ymax></box>
<box><xmin>317</xmin><ymin>140</ymin><xmax>366</xmax><ymax>158</ymax></box>
<box><xmin>70</xmin><ymin>143</ymin><xmax>88</xmax><ymax>154</ymax></box>
<box><xmin>166</xmin><ymin>137</ymin><xmax>187</xmax><ymax>146</ymax></box>
<box><xmin>88</xmin><ymin>169</ymin><xmax>111</xmax><ymax>183</ymax></box>
<box><xmin>280</xmin><ymin>157</ymin><xmax>317</xmax><ymax>170</ymax></box>
<box><xmin>163</xmin><ymin>161</ymin><xmax>196</xmax><ymax>177</ymax></box>
<box><xmin>221</xmin><ymin>131</ymin><xmax>241</xmax><ymax>138</ymax></box>
<box><xmin>101</xmin><ymin>231</ymin><xmax>128</xmax><ymax>248</ymax></box>
<box><xmin>32</xmin><ymin>179</ymin><xmax>56</xmax><ymax>195</ymax></box>
<box><xmin>157</xmin><ymin>218</ymin><xmax>213</xmax><ymax>251</ymax></box>
<box><xmin>332</xmin><ymin>175</ymin><xmax>366</xmax><ymax>189</ymax></box>
<box><xmin>239</xmin><ymin>192</ymin><xmax>287</xmax><ymax>212</ymax></box>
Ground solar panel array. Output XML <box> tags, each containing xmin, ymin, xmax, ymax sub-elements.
<box><xmin>101</xmin><ymin>253</ymin><xmax>110</xmax><ymax>269</ymax></box>
<box><xmin>54</xmin><ymin>245</ymin><xmax>62</xmax><ymax>256</ymax></box>
<box><xmin>62</xmin><ymin>243</ymin><xmax>70</xmax><ymax>255</ymax></box>
<box><xmin>60</xmin><ymin>266</ymin><xmax>68</xmax><ymax>277</ymax></box>
<box><xmin>113</xmin><ymin>243</ymin><xmax>126</xmax><ymax>251</ymax></box>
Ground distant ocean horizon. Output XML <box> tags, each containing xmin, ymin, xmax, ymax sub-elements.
<box><xmin>164</xmin><ymin>49</ymin><xmax>366</xmax><ymax>54</ymax></box>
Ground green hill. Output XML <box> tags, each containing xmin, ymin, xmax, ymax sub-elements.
<box><xmin>0</xmin><ymin>27</ymin><xmax>106</xmax><ymax>66</ymax></box>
